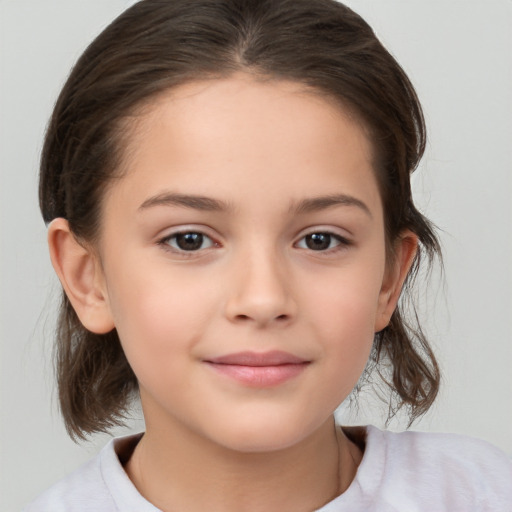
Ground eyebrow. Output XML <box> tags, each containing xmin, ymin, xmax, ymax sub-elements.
<box><xmin>290</xmin><ymin>194</ymin><xmax>372</xmax><ymax>217</ymax></box>
<box><xmin>139</xmin><ymin>192</ymin><xmax>233</xmax><ymax>212</ymax></box>
<box><xmin>138</xmin><ymin>191</ymin><xmax>371</xmax><ymax>217</ymax></box>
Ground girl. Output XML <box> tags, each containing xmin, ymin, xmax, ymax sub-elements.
<box><xmin>25</xmin><ymin>0</ymin><xmax>511</xmax><ymax>510</ymax></box>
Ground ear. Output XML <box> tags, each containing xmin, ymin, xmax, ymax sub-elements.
<box><xmin>48</xmin><ymin>218</ymin><xmax>115</xmax><ymax>334</ymax></box>
<box><xmin>374</xmin><ymin>230</ymin><xmax>418</xmax><ymax>332</ymax></box>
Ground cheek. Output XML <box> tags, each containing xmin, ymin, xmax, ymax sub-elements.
<box><xmin>104</xmin><ymin>261</ymin><xmax>220</xmax><ymax>378</ymax></box>
<box><xmin>307</xmin><ymin>261</ymin><xmax>384</xmax><ymax>334</ymax></box>
<box><xmin>303</xmin><ymin>262</ymin><xmax>384</xmax><ymax>384</ymax></box>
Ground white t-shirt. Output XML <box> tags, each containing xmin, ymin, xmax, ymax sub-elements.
<box><xmin>24</xmin><ymin>426</ymin><xmax>512</xmax><ymax>511</ymax></box>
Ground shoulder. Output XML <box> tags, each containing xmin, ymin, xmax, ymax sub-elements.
<box><xmin>23</xmin><ymin>434</ymin><xmax>153</xmax><ymax>512</ymax></box>
<box><xmin>23</xmin><ymin>449</ymin><xmax>114</xmax><ymax>512</ymax></box>
<box><xmin>377</xmin><ymin>427</ymin><xmax>512</xmax><ymax>476</ymax></box>
<box><xmin>366</xmin><ymin>426</ymin><xmax>512</xmax><ymax>510</ymax></box>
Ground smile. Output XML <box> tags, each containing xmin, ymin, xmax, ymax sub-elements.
<box><xmin>203</xmin><ymin>351</ymin><xmax>311</xmax><ymax>388</ymax></box>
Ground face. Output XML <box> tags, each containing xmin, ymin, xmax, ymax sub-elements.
<box><xmin>93</xmin><ymin>74</ymin><xmax>400</xmax><ymax>452</ymax></box>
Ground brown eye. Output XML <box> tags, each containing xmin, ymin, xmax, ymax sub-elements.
<box><xmin>305</xmin><ymin>233</ymin><xmax>332</xmax><ymax>250</ymax></box>
<box><xmin>166</xmin><ymin>232</ymin><xmax>214</xmax><ymax>251</ymax></box>
<box><xmin>296</xmin><ymin>232</ymin><xmax>348</xmax><ymax>252</ymax></box>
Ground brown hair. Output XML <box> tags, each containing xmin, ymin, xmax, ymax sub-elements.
<box><xmin>40</xmin><ymin>0</ymin><xmax>441</xmax><ymax>440</ymax></box>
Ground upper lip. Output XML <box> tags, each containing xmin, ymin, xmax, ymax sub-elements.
<box><xmin>204</xmin><ymin>350</ymin><xmax>309</xmax><ymax>366</ymax></box>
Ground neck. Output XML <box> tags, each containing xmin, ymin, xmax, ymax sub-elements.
<box><xmin>124</xmin><ymin>416</ymin><xmax>360</xmax><ymax>512</ymax></box>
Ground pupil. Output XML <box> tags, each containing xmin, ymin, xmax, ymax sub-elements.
<box><xmin>177</xmin><ymin>233</ymin><xmax>203</xmax><ymax>251</ymax></box>
<box><xmin>306</xmin><ymin>233</ymin><xmax>330</xmax><ymax>250</ymax></box>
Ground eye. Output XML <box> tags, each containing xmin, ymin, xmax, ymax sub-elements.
<box><xmin>162</xmin><ymin>231</ymin><xmax>215</xmax><ymax>252</ymax></box>
<box><xmin>296</xmin><ymin>232</ymin><xmax>348</xmax><ymax>251</ymax></box>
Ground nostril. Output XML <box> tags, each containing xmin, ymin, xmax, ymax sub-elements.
<box><xmin>233</xmin><ymin>313</ymin><xmax>289</xmax><ymax>323</ymax></box>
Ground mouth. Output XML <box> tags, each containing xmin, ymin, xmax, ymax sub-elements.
<box><xmin>203</xmin><ymin>350</ymin><xmax>311</xmax><ymax>388</ymax></box>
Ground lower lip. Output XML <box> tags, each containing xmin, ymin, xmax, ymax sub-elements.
<box><xmin>205</xmin><ymin>362</ymin><xmax>309</xmax><ymax>387</ymax></box>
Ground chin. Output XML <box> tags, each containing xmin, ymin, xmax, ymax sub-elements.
<box><xmin>204</xmin><ymin>413</ymin><xmax>329</xmax><ymax>454</ymax></box>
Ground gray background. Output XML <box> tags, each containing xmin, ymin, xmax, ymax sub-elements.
<box><xmin>1</xmin><ymin>0</ymin><xmax>511</xmax><ymax>510</ymax></box>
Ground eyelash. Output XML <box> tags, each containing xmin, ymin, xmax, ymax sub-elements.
<box><xmin>157</xmin><ymin>230</ymin><xmax>351</xmax><ymax>256</ymax></box>
<box><xmin>295</xmin><ymin>232</ymin><xmax>351</xmax><ymax>253</ymax></box>
<box><xmin>158</xmin><ymin>231</ymin><xmax>218</xmax><ymax>255</ymax></box>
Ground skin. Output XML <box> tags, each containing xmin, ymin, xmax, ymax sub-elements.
<box><xmin>49</xmin><ymin>73</ymin><xmax>417</xmax><ymax>511</ymax></box>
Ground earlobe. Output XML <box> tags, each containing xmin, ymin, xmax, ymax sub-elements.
<box><xmin>48</xmin><ymin>218</ymin><xmax>115</xmax><ymax>334</ymax></box>
<box><xmin>374</xmin><ymin>231</ymin><xmax>418</xmax><ymax>332</ymax></box>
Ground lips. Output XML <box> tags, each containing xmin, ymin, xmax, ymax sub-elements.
<box><xmin>203</xmin><ymin>351</ymin><xmax>310</xmax><ymax>387</ymax></box>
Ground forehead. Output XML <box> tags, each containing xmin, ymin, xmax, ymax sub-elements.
<box><xmin>108</xmin><ymin>74</ymin><xmax>382</xmax><ymax>219</ymax></box>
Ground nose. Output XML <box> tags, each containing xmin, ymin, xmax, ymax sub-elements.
<box><xmin>224</xmin><ymin>248</ymin><xmax>297</xmax><ymax>327</ymax></box>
